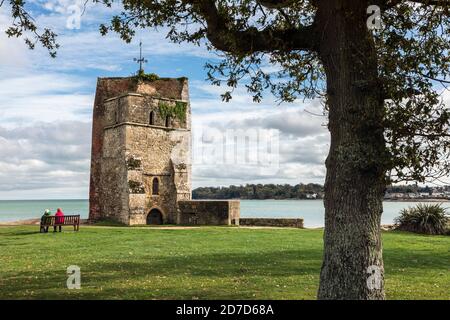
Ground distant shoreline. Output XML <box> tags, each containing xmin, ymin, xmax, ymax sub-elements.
<box><xmin>1</xmin><ymin>198</ymin><xmax>448</xmax><ymax>202</ymax></box>
<box><xmin>0</xmin><ymin>218</ymin><xmax>90</xmax><ymax>226</ymax></box>
<box><xmin>384</xmin><ymin>198</ymin><xmax>450</xmax><ymax>202</ymax></box>
<box><xmin>193</xmin><ymin>198</ymin><xmax>450</xmax><ymax>202</ymax></box>
<box><xmin>0</xmin><ymin>218</ymin><xmax>396</xmax><ymax>231</ymax></box>
<box><xmin>1</xmin><ymin>199</ymin><xmax>447</xmax><ymax>226</ymax></box>
<box><xmin>0</xmin><ymin>218</ymin><xmax>40</xmax><ymax>226</ymax></box>
<box><xmin>0</xmin><ymin>199</ymin><xmax>88</xmax><ymax>202</ymax></box>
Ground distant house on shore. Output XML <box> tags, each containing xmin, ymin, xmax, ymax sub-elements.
<box><xmin>384</xmin><ymin>192</ymin><xmax>404</xmax><ymax>199</ymax></box>
<box><xmin>432</xmin><ymin>191</ymin><xmax>446</xmax><ymax>198</ymax></box>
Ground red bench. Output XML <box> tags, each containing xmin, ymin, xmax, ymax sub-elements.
<box><xmin>40</xmin><ymin>215</ymin><xmax>80</xmax><ymax>231</ymax></box>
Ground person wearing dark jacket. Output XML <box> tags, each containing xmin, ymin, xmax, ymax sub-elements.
<box><xmin>40</xmin><ymin>209</ymin><xmax>51</xmax><ymax>233</ymax></box>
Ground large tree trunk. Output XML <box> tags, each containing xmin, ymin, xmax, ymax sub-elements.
<box><xmin>316</xmin><ymin>1</ymin><xmax>387</xmax><ymax>300</ymax></box>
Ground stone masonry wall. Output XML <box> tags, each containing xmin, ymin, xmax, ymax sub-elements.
<box><xmin>89</xmin><ymin>78</ymin><xmax>137</xmax><ymax>221</ymax></box>
<box><xmin>90</xmin><ymin>76</ymin><xmax>190</xmax><ymax>224</ymax></box>
<box><xmin>99</xmin><ymin>125</ymin><xmax>129</xmax><ymax>224</ymax></box>
<box><xmin>126</xmin><ymin>124</ymin><xmax>180</xmax><ymax>224</ymax></box>
<box><xmin>90</xmin><ymin>76</ymin><xmax>243</xmax><ymax>227</ymax></box>
<box><xmin>178</xmin><ymin>200</ymin><xmax>240</xmax><ymax>225</ymax></box>
<box><xmin>239</xmin><ymin>218</ymin><xmax>304</xmax><ymax>228</ymax></box>
<box><xmin>89</xmin><ymin>77</ymin><xmax>189</xmax><ymax>222</ymax></box>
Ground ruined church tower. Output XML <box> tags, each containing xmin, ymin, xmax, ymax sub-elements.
<box><xmin>88</xmin><ymin>76</ymin><xmax>192</xmax><ymax>225</ymax></box>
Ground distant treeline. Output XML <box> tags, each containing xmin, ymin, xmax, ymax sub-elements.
<box><xmin>192</xmin><ymin>183</ymin><xmax>450</xmax><ymax>200</ymax></box>
<box><xmin>386</xmin><ymin>185</ymin><xmax>439</xmax><ymax>194</ymax></box>
<box><xmin>192</xmin><ymin>183</ymin><xmax>324</xmax><ymax>200</ymax></box>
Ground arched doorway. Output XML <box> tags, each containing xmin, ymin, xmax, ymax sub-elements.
<box><xmin>147</xmin><ymin>208</ymin><xmax>163</xmax><ymax>225</ymax></box>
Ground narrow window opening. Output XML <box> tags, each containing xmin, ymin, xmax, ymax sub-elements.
<box><xmin>149</xmin><ymin>111</ymin><xmax>155</xmax><ymax>125</ymax></box>
<box><xmin>152</xmin><ymin>177</ymin><xmax>159</xmax><ymax>195</ymax></box>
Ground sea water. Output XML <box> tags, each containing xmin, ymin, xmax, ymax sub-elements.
<box><xmin>1</xmin><ymin>199</ymin><xmax>444</xmax><ymax>228</ymax></box>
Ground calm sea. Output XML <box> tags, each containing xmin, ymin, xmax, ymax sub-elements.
<box><xmin>1</xmin><ymin>199</ymin><xmax>445</xmax><ymax>227</ymax></box>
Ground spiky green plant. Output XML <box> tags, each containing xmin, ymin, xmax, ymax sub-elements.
<box><xmin>394</xmin><ymin>204</ymin><xmax>449</xmax><ymax>235</ymax></box>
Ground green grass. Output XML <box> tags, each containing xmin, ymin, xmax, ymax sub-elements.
<box><xmin>0</xmin><ymin>226</ymin><xmax>448</xmax><ymax>300</ymax></box>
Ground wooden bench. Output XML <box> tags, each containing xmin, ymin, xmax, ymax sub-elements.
<box><xmin>40</xmin><ymin>215</ymin><xmax>80</xmax><ymax>231</ymax></box>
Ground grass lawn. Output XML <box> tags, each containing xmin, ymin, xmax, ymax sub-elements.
<box><xmin>0</xmin><ymin>225</ymin><xmax>448</xmax><ymax>300</ymax></box>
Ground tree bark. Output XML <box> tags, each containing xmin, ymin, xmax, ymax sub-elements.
<box><xmin>316</xmin><ymin>0</ymin><xmax>387</xmax><ymax>299</ymax></box>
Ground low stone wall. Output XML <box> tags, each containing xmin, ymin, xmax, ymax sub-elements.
<box><xmin>178</xmin><ymin>200</ymin><xmax>240</xmax><ymax>225</ymax></box>
<box><xmin>239</xmin><ymin>218</ymin><xmax>304</xmax><ymax>228</ymax></box>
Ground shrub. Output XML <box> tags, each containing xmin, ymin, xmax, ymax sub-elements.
<box><xmin>126</xmin><ymin>156</ymin><xmax>142</xmax><ymax>170</ymax></box>
<box><xmin>128</xmin><ymin>180</ymin><xmax>145</xmax><ymax>194</ymax></box>
<box><xmin>394</xmin><ymin>203</ymin><xmax>449</xmax><ymax>235</ymax></box>
<box><xmin>136</xmin><ymin>70</ymin><xmax>160</xmax><ymax>81</ymax></box>
<box><xmin>158</xmin><ymin>100</ymin><xmax>187</xmax><ymax>122</ymax></box>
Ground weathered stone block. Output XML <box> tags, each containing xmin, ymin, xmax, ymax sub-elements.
<box><xmin>89</xmin><ymin>76</ymin><xmax>192</xmax><ymax>225</ymax></box>
<box><xmin>178</xmin><ymin>200</ymin><xmax>240</xmax><ymax>225</ymax></box>
<box><xmin>89</xmin><ymin>76</ymin><xmax>241</xmax><ymax>226</ymax></box>
<box><xmin>239</xmin><ymin>218</ymin><xmax>304</xmax><ymax>228</ymax></box>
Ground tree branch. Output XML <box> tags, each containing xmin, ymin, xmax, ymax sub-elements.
<box><xmin>378</xmin><ymin>0</ymin><xmax>450</xmax><ymax>9</ymax></box>
<box><xmin>256</xmin><ymin>0</ymin><xmax>296</xmax><ymax>9</ymax></box>
<box><xmin>187</xmin><ymin>0</ymin><xmax>317</xmax><ymax>55</ymax></box>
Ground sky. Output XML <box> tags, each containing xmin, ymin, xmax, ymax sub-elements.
<box><xmin>0</xmin><ymin>1</ymin><xmax>336</xmax><ymax>199</ymax></box>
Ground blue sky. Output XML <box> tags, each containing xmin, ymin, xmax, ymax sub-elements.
<box><xmin>0</xmin><ymin>1</ymin><xmax>335</xmax><ymax>199</ymax></box>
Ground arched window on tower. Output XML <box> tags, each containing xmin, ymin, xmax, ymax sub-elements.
<box><xmin>165</xmin><ymin>115</ymin><xmax>171</xmax><ymax>128</ymax></box>
<box><xmin>152</xmin><ymin>177</ymin><xmax>159</xmax><ymax>195</ymax></box>
<box><xmin>149</xmin><ymin>111</ymin><xmax>155</xmax><ymax>125</ymax></box>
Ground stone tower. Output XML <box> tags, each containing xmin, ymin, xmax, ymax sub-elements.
<box><xmin>89</xmin><ymin>76</ymin><xmax>192</xmax><ymax>225</ymax></box>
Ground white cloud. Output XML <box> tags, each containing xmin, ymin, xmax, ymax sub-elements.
<box><xmin>0</xmin><ymin>71</ymin><xmax>93</xmax><ymax>127</ymax></box>
<box><xmin>190</xmin><ymin>86</ymin><xmax>329</xmax><ymax>188</ymax></box>
<box><xmin>0</xmin><ymin>121</ymin><xmax>91</xmax><ymax>199</ymax></box>
<box><xmin>0</xmin><ymin>5</ymin><xmax>331</xmax><ymax>198</ymax></box>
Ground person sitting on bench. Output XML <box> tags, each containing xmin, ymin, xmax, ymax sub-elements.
<box><xmin>54</xmin><ymin>208</ymin><xmax>65</xmax><ymax>232</ymax></box>
<box><xmin>40</xmin><ymin>209</ymin><xmax>51</xmax><ymax>233</ymax></box>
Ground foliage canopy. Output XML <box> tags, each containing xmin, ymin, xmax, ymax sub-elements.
<box><xmin>2</xmin><ymin>0</ymin><xmax>450</xmax><ymax>184</ymax></box>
